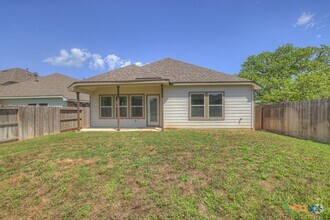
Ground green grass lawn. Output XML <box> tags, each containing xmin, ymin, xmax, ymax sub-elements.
<box><xmin>0</xmin><ymin>130</ymin><xmax>329</xmax><ymax>219</ymax></box>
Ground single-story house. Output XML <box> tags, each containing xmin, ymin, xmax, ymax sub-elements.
<box><xmin>0</xmin><ymin>73</ymin><xmax>89</xmax><ymax>107</ymax></box>
<box><xmin>68</xmin><ymin>58</ymin><xmax>260</xmax><ymax>130</ymax></box>
<box><xmin>0</xmin><ymin>68</ymin><xmax>36</xmax><ymax>86</ymax></box>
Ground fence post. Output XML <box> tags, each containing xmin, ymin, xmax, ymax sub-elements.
<box><xmin>260</xmin><ymin>106</ymin><xmax>263</xmax><ymax>130</ymax></box>
<box><xmin>17</xmin><ymin>107</ymin><xmax>20</xmax><ymax>140</ymax></box>
<box><xmin>76</xmin><ymin>92</ymin><xmax>81</xmax><ymax>131</ymax></box>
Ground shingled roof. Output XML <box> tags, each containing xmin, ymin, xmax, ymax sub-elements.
<box><xmin>83</xmin><ymin>58</ymin><xmax>251</xmax><ymax>83</ymax></box>
<box><xmin>142</xmin><ymin>58</ymin><xmax>249</xmax><ymax>83</ymax></box>
<box><xmin>86</xmin><ymin>64</ymin><xmax>162</xmax><ymax>81</ymax></box>
<box><xmin>0</xmin><ymin>68</ymin><xmax>35</xmax><ymax>85</ymax></box>
<box><xmin>0</xmin><ymin>73</ymin><xmax>89</xmax><ymax>101</ymax></box>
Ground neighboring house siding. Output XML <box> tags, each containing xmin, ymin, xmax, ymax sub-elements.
<box><xmin>0</xmin><ymin>98</ymin><xmax>66</xmax><ymax>107</ymax></box>
<box><xmin>163</xmin><ymin>85</ymin><xmax>254</xmax><ymax>128</ymax></box>
<box><xmin>90</xmin><ymin>85</ymin><xmax>161</xmax><ymax>128</ymax></box>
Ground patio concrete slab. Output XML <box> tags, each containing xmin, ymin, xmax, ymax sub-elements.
<box><xmin>80</xmin><ymin>127</ymin><xmax>162</xmax><ymax>132</ymax></box>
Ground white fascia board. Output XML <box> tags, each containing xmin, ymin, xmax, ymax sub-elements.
<box><xmin>0</xmin><ymin>96</ymin><xmax>67</xmax><ymax>101</ymax></box>
<box><xmin>172</xmin><ymin>82</ymin><xmax>261</xmax><ymax>90</ymax></box>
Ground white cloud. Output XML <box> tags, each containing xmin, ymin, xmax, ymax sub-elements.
<box><xmin>44</xmin><ymin>48</ymin><xmax>145</xmax><ymax>71</ymax></box>
<box><xmin>104</xmin><ymin>54</ymin><xmax>146</xmax><ymax>70</ymax></box>
<box><xmin>121</xmin><ymin>60</ymin><xmax>132</xmax><ymax>67</ymax></box>
<box><xmin>43</xmin><ymin>48</ymin><xmax>91</xmax><ymax>67</ymax></box>
<box><xmin>294</xmin><ymin>12</ymin><xmax>316</xmax><ymax>29</ymax></box>
<box><xmin>104</xmin><ymin>54</ymin><xmax>123</xmax><ymax>70</ymax></box>
<box><xmin>316</xmin><ymin>34</ymin><xmax>322</xmax><ymax>39</ymax></box>
<box><xmin>89</xmin><ymin>54</ymin><xmax>105</xmax><ymax>70</ymax></box>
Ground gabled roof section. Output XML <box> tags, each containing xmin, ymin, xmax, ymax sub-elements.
<box><xmin>0</xmin><ymin>73</ymin><xmax>89</xmax><ymax>101</ymax></box>
<box><xmin>0</xmin><ymin>68</ymin><xmax>36</xmax><ymax>85</ymax></box>
<box><xmin>142</xmin><ymin>58</ymin><xmax>250</xmax><ymax>83</ymax></box>
<box><xmin>86</xmin><ymin>64</ymin><xmax>163</xmax><ymax>82</ymax></box>
<box><xmin>70</xmin><ymin>58</ymin><xmax>259</xmax><ymax>91</ymax></box>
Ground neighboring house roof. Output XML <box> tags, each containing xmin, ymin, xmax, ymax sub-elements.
<box><xmin>0</xmin><ymin>73</ymin><xmax>89</xmax><ymax>101</ymax></box>
<box><xmin>0</xmin><ymin>68</ymin><xmax>36</xmax><ymax>85</ymax></box>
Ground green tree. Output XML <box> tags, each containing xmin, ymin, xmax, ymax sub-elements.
<box><xmin>239</xmin><ymin>44</ymin><xmax>330</xmax><ymax>104</ymax></box>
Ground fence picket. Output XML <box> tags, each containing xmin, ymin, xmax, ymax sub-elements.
<box><xmin>255</xmin><ymin>98</ymin><xmax>330</xmax><ymax>143</ymax></box>
<box><xmin>0</xmin><ymin>105</ymin><xmax>90</xmax><ymax>142</ymax></box>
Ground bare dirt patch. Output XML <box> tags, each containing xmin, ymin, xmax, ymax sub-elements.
<box><xmin>175</xmin><ymin>151</ymin><xmax>195</xmax><ymax>161</ymax></box>
<box><xmin>144</xmin><ymin>146</ymin><xmax>156</xmax><ymax>155</ymax></box>
<box><xmin>260</xmin><ymin>179</ymin><xmax>274</xmax><ymax>192</ymax></box>
<box><xmin>37</xmin><ymin>151</ymin><xmax>50</xmax><ymax>158</ymax></box>
<box><xmin>198</xmin><ymin>202</ymin><xmax>209</xmax><ymax>216</ymax></box>
<box><xmin>56</xmin><ymin>158</ymin><xmax>98</xmax><ymax>169</ymax></box>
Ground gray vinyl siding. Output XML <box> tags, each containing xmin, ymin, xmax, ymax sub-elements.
<box><xmin>163</xmin><ymin>85</ymin><xmax>254</xmax><ymax>128</ymax></box>
<box><xmin>89</xmin><ymin>84</ymin><xmax>254</xmax><ymax>129</ymax></box>
<box><xmin>90</xmin><ymin>85</ymin><xmax>161</xmax><ymax>128</ymax></box>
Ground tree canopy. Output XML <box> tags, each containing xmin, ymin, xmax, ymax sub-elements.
<box><xmin>239</xmin><ymin>44</ymin><xmax>330</xmax><ymax>104</ymax></box>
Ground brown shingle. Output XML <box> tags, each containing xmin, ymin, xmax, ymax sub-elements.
<box><xmin>142</xmin><ymin>58</ymin><xmax>250</xmax><ymax>83</ymax></box>
<box><xmin>86</xmin><ymin>65</ymin><xmax>161</xmax><ymax>81</ymax></box>
<box><xmin>0</xmin><ymin>68</ymin><xmax>36</xmax><ymax>85</ymax></box>
<box><xmin>0</xmin><ymin>73</ymin><xmax>89</xmax><ymax>101</ymax></box>
<box><xmin>81</xmin><ymin>58</ymin><xmax>251</xmax><ymax>83</ymax></box>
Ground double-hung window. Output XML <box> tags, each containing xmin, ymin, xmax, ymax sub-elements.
<box><xmin>130</xmin><ymin>95</ymin><xmax>144</xmax><ymax>118</ymax></box>
<box><xmin>189</xmin><ymin>92</ymin><xmax>224</xmax><ymax>120</ymax></box>
<box><xmin>208</xmin><ymin>93</ymin><xmax>223</xmax><ymax>118</ymax></box>
<box><xmin>100</xmin><ymin>96</ymin><xmax>113</xmax><ymax>118</ymax></box>
<box><xmin>115</xmin><ymin>96</ymin><xmax>128</xmax><ymax>118</ymax></box>
<box><xmin>190</xmin><ymin>93</ymin><xmax>205</xmax><ymax>118</ymax></box>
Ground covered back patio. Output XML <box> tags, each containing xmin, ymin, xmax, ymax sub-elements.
<box><xmin>71</xmin><ymin>80</ymin><xmax>169</xmax><ymax>131</ymax></box>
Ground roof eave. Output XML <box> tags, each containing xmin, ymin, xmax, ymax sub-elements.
<box><xmin>0</xmin><ymin>95</ymin><xmax>68</xmax><ymax>101</ymax></box>
<box><xmin>171</xmin><ymin>81</ymin><xmax>261</xmax><ymax>90</ymax></box>
<box><xmin>68</xmin><ymin>79</ymin><xmax>171</xmax><ymax>92</ymax></box>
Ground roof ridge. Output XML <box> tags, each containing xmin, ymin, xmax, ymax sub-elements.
<box><xmin>85</xmin><ymin>64</ymin><xmax>159</xmax><ymax>81</ymax></box>
<box><xmin>45</xmin><ymin>73</ymin><xmax>79</xmax><ymax>80</ymax></box>
<box><xmin>145</xmin><ymin>58</ymin><xmax>233</xmax><ymax>75</ymax></box>
<box><xmin>142</xmin><ymin>58</ymin><xmax>251</xmax><ymax>83</ymax></box>
<box><xmin>84</xmin><ymin>65</ymin><xmax>134</xmax><ymax>80</ymax></box>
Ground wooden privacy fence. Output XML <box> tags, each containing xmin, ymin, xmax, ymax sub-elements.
<box><xmin>255</xmin><ymin>98</ymin><xmax>330</xmax><ymax>143</ymax></box>
<box><xmin>0</xmin><ymin>106</ymin><xmax>90</xmax><ymax>143</ymax></box>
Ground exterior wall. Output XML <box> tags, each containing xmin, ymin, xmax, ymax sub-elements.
<box><xmin>163</xmin><ymin>85</ymin><xmax>254</xmax><ymax>128</ymax></box>
<box><xmin>90</xmin><ymin>85</ymin><xmax>161</xmax><ymax>128</ymax></box>
<box><xmin>0</xmin><ymin>98</ymin><xmax>67</xmax><ymax>107</ymax></box>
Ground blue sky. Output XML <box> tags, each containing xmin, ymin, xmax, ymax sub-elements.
<box><xmin>0</xmin><ymin>0</ymin><xmax>329</xmax><ymax>79</ymax></box>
